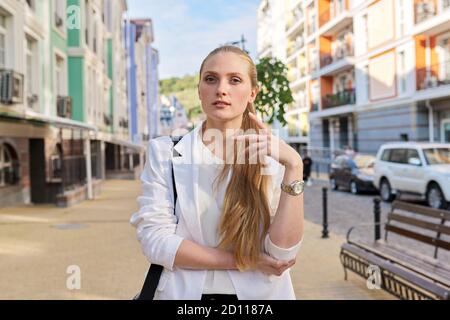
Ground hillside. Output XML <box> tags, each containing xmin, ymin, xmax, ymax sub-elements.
<box><xmin>159</xmin><ymin>74</ymin><xmax>202</xmax><ymax>120</ymax></box>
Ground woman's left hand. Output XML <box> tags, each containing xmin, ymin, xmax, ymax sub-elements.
<box><xmin>234</xmin><ymin>112</ymin><xmax>303</xmax><ymax>169</ymax></box>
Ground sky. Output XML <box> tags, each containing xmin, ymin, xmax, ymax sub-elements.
<box><xmin>127</xmin><ymin>0</ymin><xmax>261</xmax><ymax>80</ymax></box>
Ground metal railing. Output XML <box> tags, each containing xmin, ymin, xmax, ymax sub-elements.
<box><xmin>415</xmin><ymin>1</ymin><xmax>437</xmax><ymax>24</ymax></box>
<box><xmin>322</xmin><ymin>88</ymin><xmax>356</xmax><ymax>108</ymax></box>
<box><xmin>417</xmin><ymin>60</ymin><xmax>450</xmax><ymax>90</ymax></box>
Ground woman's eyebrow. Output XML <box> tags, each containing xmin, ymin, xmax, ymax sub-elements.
<box><xmin>204</xmin><ymin>71</ymin><xmax>243</xmax><ymax>76</ymax></box>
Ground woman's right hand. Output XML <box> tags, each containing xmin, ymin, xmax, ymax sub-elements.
<box><xmin>254</xmin><ymin>253</ymin><xmax>296</xmax><ymax>276</ymax></box>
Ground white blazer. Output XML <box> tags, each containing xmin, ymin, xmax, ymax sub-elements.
<box><xmin>130</xmin><ymin>121</ymin><xmax>301</xmax><ymax>300</ymax></box>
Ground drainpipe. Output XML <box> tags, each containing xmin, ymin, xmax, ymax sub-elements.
<box><xmin>426</xmin><ymin>100</ymin><xmax>434</xmax><ymax>143</ymax></box>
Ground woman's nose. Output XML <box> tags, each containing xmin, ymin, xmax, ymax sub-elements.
<box><xmin>216</xmin><ymin>80</ymin><xmax>228</xmax><ymax>96</ymax></box>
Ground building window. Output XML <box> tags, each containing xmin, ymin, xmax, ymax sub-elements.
<box><xmin>0</xmin><ymin>143</ymin><xmax>19</xmax><ymax>187</ymax></box>
<box><xmin>363</xmin><ymin>65</ymin><xmax>370</xmax><ymax>101</ymax></box>
<box><xmin>0</xmin><ymin>13</ymin><xmax>6</xmax><ymax>68</ymax></box>
<box><xmin>55</xmin><ymin>54</ymin><xmax>67</xmax><ymax>97</ymax></box>
<box><xmin>398</xmin><ymin>0</ymin><xmax>405</xmax><ymax>37</ymax></box>
<box><xmin>25</xmin><ymin>35</ymin><xmax>39</xmax><ymax>109</ymax></box>
<box><xmin>398</xmin><ymin>51</ymin><xmax>407</xmax><ymax>94</ymax></box>
<box><xmin>362</xmin><ymin>14</ymin><xmax>368</xmax><ymax>52</ymax></box>
<box><xmin>53</xmin><ymin>0</ymin><xmax>66</xmax><ymax>33</ymax></box>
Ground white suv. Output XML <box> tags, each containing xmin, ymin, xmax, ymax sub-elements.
<box><xmin>373</xmin><ymin>142</ymin><xmax>450</xmax><ymax>209</ymax></box>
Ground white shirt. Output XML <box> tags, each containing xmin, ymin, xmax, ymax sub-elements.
<box><xmin>196</xmin><ymin>128</ymin><xmax>303</xmax><ymax>294</ymax></box>
<box><xmin>197</xmin><ymin>129</ymin><xmax>236</xmax><ymax>294</ymax></box>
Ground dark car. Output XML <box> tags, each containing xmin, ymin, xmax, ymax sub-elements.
<box><xmin>329</xmin><ymin>154</ymin><xmax>376</xmax><ymax>194</ymax></box>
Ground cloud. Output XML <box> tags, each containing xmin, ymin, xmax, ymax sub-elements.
<box><xmin>127</xmin><ymin>0</ymin><xmax>260</xmax><ymax>79</ymax></box>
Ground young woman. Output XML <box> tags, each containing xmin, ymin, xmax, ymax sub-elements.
<box><xmin>130</xmin><ymin>46</ymin><xmax>304</xmax><ymax>300</ymax></box>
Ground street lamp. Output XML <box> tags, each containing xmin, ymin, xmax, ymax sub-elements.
<box><xmin>223</xmin><ymin>34</ymin><xmax>249</xmax><ymax>54</ymax></box>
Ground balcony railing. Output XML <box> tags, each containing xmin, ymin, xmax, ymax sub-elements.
<box><xmin>319</xmin><ymin>4</ymin><xmax>347</xmax><ymax>27</ymax></box>
<box><xmin>286</xmin><ymin>7</ymin><xmax>304</xmax><ymax>31</ymax></box>
<box><xmin>322</xmin><ymin>88</ymin><xmax>355</xmax><ymax>108</ymax></box>
<box><xmin>417</xmin><ymin>60</ymin><xmax>450</xmax><ymax>90</ymax></box>
<box><xmin>321</xmin><ymin>42</ymin><xmax>354</xmax><ymax>68</ymax></box>
<box><xmin>287</xmin><ymin>37</ymin><xmax>305</xmax><ymax>56</ymax></box>
<box><xmin>415</xmin><ymin>1</ymin><xmax>437</xmax><ymax>23</ymax></box>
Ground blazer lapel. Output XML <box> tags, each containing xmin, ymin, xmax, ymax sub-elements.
<box><xmin>172</xmin><ymin>122</ymin><xmax>205</xmax><ymax>244</ymax></box>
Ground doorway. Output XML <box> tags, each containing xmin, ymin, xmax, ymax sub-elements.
<box><xmin>442</xmin><ymin>119</ymin><xmax>450</xmax><ymax>143</ymax></box>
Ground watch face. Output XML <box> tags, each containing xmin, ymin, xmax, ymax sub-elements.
<box><xmin>293</xmin><ymin>183</ymin><xmax>302</xmax><ymax>193</ymax></box>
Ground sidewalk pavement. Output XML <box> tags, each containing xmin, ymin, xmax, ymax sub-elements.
<box><xmin>0</xmin><ymin>180</ymin><xmax>395</xmax><ymax>300</ymax></box>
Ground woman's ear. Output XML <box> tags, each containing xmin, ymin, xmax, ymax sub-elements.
<box><xmin>249</xmin><ymin>87</ymin><xmax>259</xmax><ymax>104</ymax></box>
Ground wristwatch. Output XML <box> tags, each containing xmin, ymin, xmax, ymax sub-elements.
<box><xmin>281</xmin><ymin>180</ymin><xmax>305</xmax><ymax>196</ymax></box>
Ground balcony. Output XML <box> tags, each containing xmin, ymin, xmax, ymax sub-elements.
<box><xmin>311</xmin><ymin>102</ymin><xmax>319</xmax><ymax>112</ymax></box>
<box><xmin>413</xmin><ymin>0</ymin><xmax>450</xmax><ymax>35</ymax></box>
<box><xmin>287</xmin><ymin>36</ymin><xmax>305</xmax><ymax>58</ymax></box>
<box><xmin>286</xmin><ymin>7</ymin><xmax>304</xmax><ymax>36</ymax></box>
<box><xmin>417</xmin><ymin>60</ymin><xmax>450</xmax><ymax>91</ymax></box>
<box><xmin>321</xmin><ymin>39</ymin><xmax>354</xmax><ymax>68</ymax></box>
<box><xmin>318</xmin><ymin>6</ymin><xmax>352</xmax><ymax>37</ymax></box>
<box><xmin>322</xmin><ymin>88</ymin><xmax>355</xmax><ymax>109</ymax></box>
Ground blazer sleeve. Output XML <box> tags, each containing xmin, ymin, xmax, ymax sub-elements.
<box><xmin>263</xmin><ymin>161</ymin><xmax>303</xmax><ymax>261</ymax></box>
<box><xmin>130</xmin><ymin>137</ymin><xmax>184</xmax><ymax>271</ymax></box>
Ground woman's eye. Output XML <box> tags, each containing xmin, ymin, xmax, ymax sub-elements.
<box><xmin>231</xmin><ymin>78</ymin><xmax>241</xmax><ymax>83</ymax></box>
<box><xmin>205</xmin><ymin>76</ymin><xmax>215</xmax><ymax>82</ymax></box>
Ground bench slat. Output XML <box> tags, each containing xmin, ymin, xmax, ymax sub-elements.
<box><xmin>385</xmin><ymin>225</ymin><xmax>450</xmax><ymax>251</ymax></box>
<box><xmin>348</xmin><ymin>240</ymin><xmax>450</xmax><ymax>286</ymax></box>
<box><xmin>392</xmin><ymin>201</ymin><xmax>450</xmax><ymax>220</ymax></box>
<box><xmin>388</xmin><ymin>213</ymin><xmax>450</xmax><ymax>236</ymax></box>
<box><xmin>341</xmin><ymin>243</ymin><xmax>450</xmax><ymax>299</ymax></box>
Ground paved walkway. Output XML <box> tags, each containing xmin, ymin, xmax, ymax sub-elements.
<box><xmin>0</xmin><ymin>180</ymin><xmax>395</xmax><ymax>300</ymax></box>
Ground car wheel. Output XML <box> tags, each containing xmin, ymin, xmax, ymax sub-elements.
<box><xmin>350</xmin><ymin>181</ymin><xmax>358</xmax><ymax>195</ymax></box>
<box><xmin>330</xmin><ymin>178</ymin><xmax>338</xmax><ymax>190</ymax></box>
<box><xmin>380</xmin><ymin>179</ymin><xmax>394</xmax><ymax>202</ymax></box>
<box><xmin>427</xmin><ymin>184</ymin><xmax>447</xmax><ymax>209</ymax></box>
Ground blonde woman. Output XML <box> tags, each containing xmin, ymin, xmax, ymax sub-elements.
<box><xmin>131</xmin><ymin>46</ymin><xmax>304</xmax><ymax>300</ymax></box>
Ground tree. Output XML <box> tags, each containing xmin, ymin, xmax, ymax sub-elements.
<box><xmin>255</xmin><ymin>57</ymin><xmax>293</xmax><ymax>126</ymax></box>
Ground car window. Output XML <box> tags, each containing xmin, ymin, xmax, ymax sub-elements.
<box><xmin>406</xmin><ymin>149</ymin><xmax>421</xmax><ymax>165</ymax></box>
<box><xmin>423</xmin><ymin>148</ymin><xmax>450</xmax><ymax>165</ymax></box>
<box><xmin>389</xmin><ymin>149</ymin><xmax>408</xmax><ymax>164</ymax></box>
<box><xmin>347</xmin><ymin>159</ymin><xmax>357</xmax><ymax>169</ymax></box>
<box><xmin>381</xmin><ymin>149</ymin><xmax>391</xmax><ymax>161</ymax></box>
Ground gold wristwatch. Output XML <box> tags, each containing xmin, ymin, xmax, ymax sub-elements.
<box><xmin>281</xmin><ymin>180</ymin><xmax>305</xmax><ymax>196</ymax></box>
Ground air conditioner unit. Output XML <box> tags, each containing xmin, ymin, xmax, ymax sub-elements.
<box><xmin>0</xmin><ymin>70</ymin><xmax>24</xmax><ymax>104</ymax></box>
<box><xmin>57</xmin><ymin>96</ymin><xmax>72</xmax><ymax>118</ymax></box>
<box><xmin>55</xmin><ymin>13</ymin><xmax>63</xmax><ymax>27</ymax></box>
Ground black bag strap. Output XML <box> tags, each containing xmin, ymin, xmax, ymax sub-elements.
<box><xmin>137</xmin><ymin>136</ymin><xmax>182</xmax><ymax>300</ymax></box>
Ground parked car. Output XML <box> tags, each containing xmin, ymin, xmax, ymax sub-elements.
<box><xmin>329</xmin><ymin>154</ymin><xmax>376</xmax><ymax>194</ymax></box>
<box><xmin>373</xmin><ymin>142</ymin><xmax>450</xmax><ymax>209</ymax></box>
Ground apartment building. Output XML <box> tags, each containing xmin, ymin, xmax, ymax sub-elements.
<box><xmin>258</xmin><ymin>0</ymin><xmax>311</xmax><ymax>153</ymax></box>
<box><xmin>0</xmin><ymin>0</ymin><xmax>158</xmax><ymax>207</ymax></box>
<box><xmin>258</xmin><ymin>0</ymin><xmax>450</xmax><ymax>158</ymax></box>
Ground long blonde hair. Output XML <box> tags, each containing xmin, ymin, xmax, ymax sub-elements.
<box><xmin>199</xmin><ymin>46</ymin><xmax>271</xmax><ymax>271</ymax></box>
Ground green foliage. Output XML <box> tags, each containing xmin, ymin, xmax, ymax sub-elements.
<box><xmin>159</xmin><ymin>74</ymin><xmax>201</xmax><ymax>121</ymax></box>
<box><xmin>255</xmin><ymin>57</ymin><xmax>293</xmax><ymax>126</ymax></box>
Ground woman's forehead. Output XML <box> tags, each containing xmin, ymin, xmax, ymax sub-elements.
<box><xmin>202</xmin><ymin>52</ymin><xmax>249</xmax><ymax>74</ymax></box>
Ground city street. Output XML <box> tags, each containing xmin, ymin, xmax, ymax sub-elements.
<box><xmin>304</xmin><ymin>176</ymin><xmax>450</xmax><ymax>265</ymax></box>
<box><xmin>0</xmin><ymin>179</ymin><xmax>394</xmax><ymax>300</ymax></box>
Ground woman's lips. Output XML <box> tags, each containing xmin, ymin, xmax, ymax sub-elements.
<box><xmin>213</xmin><ymin>101</ymin><xmax>231</xmax><ymax>108</ymax></box>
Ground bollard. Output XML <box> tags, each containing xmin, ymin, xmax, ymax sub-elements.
<box><xmin>373</xmin><ymin>198</ymin><xmax>381</xmax><ymax>241</ymax></box>
<box><xmin>322</xmin><ymin>187</ymin><xmax>329</xmax><ymax>239</ymax></box>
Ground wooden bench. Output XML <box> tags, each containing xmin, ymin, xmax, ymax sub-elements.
<box><xmin>340</xmin><ymin>200</ymin><xmax>450</xmax><ymax>300</ymax></box>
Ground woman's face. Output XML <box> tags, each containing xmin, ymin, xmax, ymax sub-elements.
<box><xmin>198</xmin><ymin>52</ymin><xmax>258</xmax><ymax>122</ymax></box>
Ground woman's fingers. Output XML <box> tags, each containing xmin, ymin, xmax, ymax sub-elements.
<box><xmin>248</xmin><ymin>112</ymin><xmax>267</xmax><ymax>131</ymax></box>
